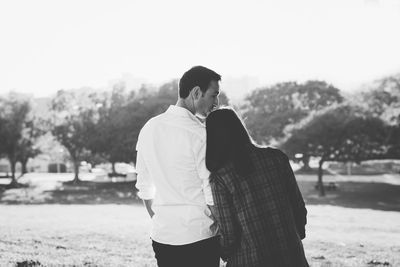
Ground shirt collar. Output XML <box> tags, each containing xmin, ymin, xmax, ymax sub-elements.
<box><xmin>166</xmin><ymin>105</ymin><xmax>205</xmax><ymax>127</ymax></box>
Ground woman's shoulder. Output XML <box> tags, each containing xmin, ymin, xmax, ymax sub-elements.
<box><xmin>250</xmin><ymin>146</ymin><xmax>289</xmax><ymax>170</ymax></box>
<box><xmin>252</xmin><ymin>144</ymin><xmax>286</xmax><ymax>157</ymax></box>
<box><xmin>212</xmin><ymin>146</ymin><xmax>286</xmax><ymax>173</ymax></box>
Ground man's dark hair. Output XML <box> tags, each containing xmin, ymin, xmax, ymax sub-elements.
<box><xmin>179</xmin><ymin>66</ymin><xmax>221</xmax><ymax>98</ymax></box>
<box><xmin>206</xmin><ymin>107</ymin><xmax>254</xmax><ymax>175</ymax></box>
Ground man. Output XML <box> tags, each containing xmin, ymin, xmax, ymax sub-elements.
<box><xmin>135</xmin><ymin>66</ymin><xmax>221</xmax><ymax>267</ymax></box>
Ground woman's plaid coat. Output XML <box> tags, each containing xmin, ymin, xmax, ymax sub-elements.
<box><xmin>210</xmin><ymin>146</ymin><xmax>309</xmax><ymax>267</ymax></box>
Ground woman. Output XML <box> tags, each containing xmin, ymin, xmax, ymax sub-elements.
<box><xmin>206</xmin><ymin>107</ymin><xmax>309</xmax><ymax>267</ymax></box>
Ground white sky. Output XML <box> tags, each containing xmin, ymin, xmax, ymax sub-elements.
<box><xmin>1</xmin><ymin>0</ymin><xmax>400</xmax><ymax>99</ymax></box>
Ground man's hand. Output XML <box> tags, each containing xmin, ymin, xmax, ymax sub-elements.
<box><xmin>207</xmin><ymin>205</ymin><xmax>220</xmax><ymax>235</ymax></box>
<box><xmin>143</xmin><ymin>199</ymin><xmax>154</xmax><ymax>218</ymax></box>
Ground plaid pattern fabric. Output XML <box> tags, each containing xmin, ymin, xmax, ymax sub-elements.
<box><xmin>210</xmin><ymin>146</ymin><xmax>309</xmax><ymax>267</ymax></box>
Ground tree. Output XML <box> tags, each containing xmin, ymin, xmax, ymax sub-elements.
<box><xmin>88</xmin><ymin>84</ymin><xmax>131</xmax><ymax>174</ymax></box>
<box><xmin>242</xmin><ymin>80</ymin><xmax>344</xmax><ymax>169</ymax></box>
<box><xmin>0</xmin><ymin>115</ymin><xmax>8</xmax><ymax>172</ymax></box>
<box><xmin>282</xmin><ymin>104</ymin><xmax>387</xmax><ymax>196</ymax></box>
<box><xmin>360</xmin><ymin>74</ymin><xmax>400</xmax><ymax>125</ymax></box>
<box><xmin>386</xmin><ymin>125</ymin><xmax>400</xmax><ymax>159</ymax></box>
<box><xmin>0</xmin><ymin>93</ymin><xmax>31</xmax><ymax>185</ymax></box>
<box><xmin>360</xmin><ymin>74</ymin><xmax>400</xmax><ymax>160</ymax></box>
<box><xmin>125</xmin><ymin>80</ymin><xmax>178</xmax><ymax>163</ymax></box>
<box><xmin>50</xmin><ymin>90</ymin><xmax>98</xmax><ymax>184</ymax></box>
<box><xmin>87</xmin><ymin>79</ymin><xmax>231</xmax><ymax>171</ymax></box>
<box><xmin>16</xmin><ymin>118</ymin><xmax>43</xmax><ymax>174</ymax></box>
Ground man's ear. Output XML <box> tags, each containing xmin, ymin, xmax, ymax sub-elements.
<box><xmin>191</xmin><ymin>86</ymin><xmax>201</xmax><ymax>100</ymax></box>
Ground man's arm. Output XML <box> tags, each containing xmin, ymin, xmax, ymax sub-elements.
<box><xmin>135</xmin><ymin>149</ymin><xmax>156</xmax><ymax>217</ymax></box>
<box><xmin>143</xmin><ymin>199</ymin><xmax>154</xmax><ymax>218</ymax></box>
<box><xmin>193</xmin><ymin>137</ymin><xmax>214</xmax><ymax>205</ymax></box>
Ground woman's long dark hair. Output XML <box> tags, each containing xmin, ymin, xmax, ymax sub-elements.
<box><xmin>206</xmin><ymin>107</ymin><xmax>254</xmax><ymax>175</ymax></box>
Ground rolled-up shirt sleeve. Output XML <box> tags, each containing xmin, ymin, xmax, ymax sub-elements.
<box><xmin>135</xmin><ymin>146</ymin><xmax>156</xmax><ymax>200</ymax></box>
<box><xmin>194</xmin><ymin>137</ymin><xmax>214</xmax><ymax>206</ymax></box>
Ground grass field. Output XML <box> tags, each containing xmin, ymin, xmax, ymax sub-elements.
<box><xmin>1</xmin><ymin>174</ymin><xmax>400</xmax><ymax>267</ymax></box>
<box><xmin>1</xmin><ymin>205</ymin><xmax>399</xmax><ymax>267</ymax></box>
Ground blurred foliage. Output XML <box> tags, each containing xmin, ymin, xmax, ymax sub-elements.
<box><xmin>360</xmin><ymin>74</ymin><xmax>400</xmax><ymax>125</ymax></box>
<box><xmin>281</xmin><ymin>103</ymin><xmax>388</xmax><ymax>195</ymax></box>
<box><xmin>88</xmin><ymin>80</ymin><xmax>178</xmax><ymax>172</ymax></box>
<box><xmin>16</xmin><ymin>117</ymin><xmax>44</xmax><ymax>174</ymax></box>
<box><xmin>241</xmin><ymin>80</ymin><xmax>344</xmax><ymax>170</ymax></box>
<box><xmin>88</xmin><ymin>79</ymin><xmax>230</xmax><ymax>170</ymax></box>
<box><xmin>359</xmin><ymin>74</ymin><xmax>400</xmax><ymax>159</ymax></box>
<box><xmin>50</xmin><ymin>90</ymin><xmax>98</xmax><ymax>183</ymax></box>
<box><xmin>3</xmin><ymin>72</ymin><xmax>399</xmax><ymax>191</ymax></box>
<box><xmin>0</xmin><ymin>93</ymin><xmax>43</xmax><ymax>184</ymax></box>
<box><xmin>242</xmin><ymin>80</ymin><xmax>344</xmax><ymax>145</ymax></box>
<box><xmin>282</xmin><ymin>104</ymin><xmax>388</xmax><ymax>163</ymax></box>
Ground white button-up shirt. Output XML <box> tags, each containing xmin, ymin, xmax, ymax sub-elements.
<box><xmin>135</xmin><ymin>105</ymin><xmax>216</xmax><ymax>245</ymax></box>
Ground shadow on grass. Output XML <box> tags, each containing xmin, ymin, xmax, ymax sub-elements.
<box><xmin>299</xmin><ymin>181</ymin><xmax>400</xmax><ymax>212</ymax></box>
<box><xmin>0</xmin><ymin>181</ymin><xmax>142</xmax><ymax>205</ymax></box>
<box><xmin>16</xmin><ymin>260</ymin><xmax>42</xmax><ymax>267</ymax></box>
<box><xmin>50</xmin><ymin>181</ymin><xmax>141</xmax><ymax>205</ymax></box>
<box><xmin>1</xmin><ymin>180</ymin><xmax>400</xmax><ymax>211</ymax></box>
<box><xmin>64</xmin><ymin>181</ymin><xmax>142</xmax><ymax>204</ymax></box>
<box><xmin>0</xmin><ymin>182</ymin><xmax>28</xmax><ymax>190</ymax></box>
<box><xmin>294</xmin><ymin>167</ymin><xmax>387</xmax><ymax>176</ymax></box>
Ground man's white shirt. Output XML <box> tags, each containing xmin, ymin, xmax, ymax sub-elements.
<box><xmin>135</xmin><ymin>105</ymin><xmax>216</xmax><ymax>245</ymax></box>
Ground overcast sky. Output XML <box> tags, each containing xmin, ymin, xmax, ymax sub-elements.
<box><xmin>1</xmin><ymin>0</ymin><xmax>400</xmax><ymax>99</ymax></box>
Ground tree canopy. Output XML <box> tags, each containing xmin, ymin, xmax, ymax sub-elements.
<box><xmin>0</xmin><ymin>93</ymin><xmax>36</xmax><ymax>184</ymax></box>
<box><xmin>242</xmin><ymin>80</ymin><xmax>344</xmax><ymax>145</ymax></box>
<box><xmin>281</xmin><ymin>103</ymin><xmax>388</xmax><ymax>195</ymax></box>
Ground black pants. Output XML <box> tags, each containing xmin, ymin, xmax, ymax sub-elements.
<box><xmin>152</xmin><ymin>237</ymin><xmax>220</xmax><ymax>267</ymax></box>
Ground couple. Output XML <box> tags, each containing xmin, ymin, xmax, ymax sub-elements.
<box><xmin>135</xmin><ymin>66</ymin><xmax>309</xmax><ymax>267</ymax></box>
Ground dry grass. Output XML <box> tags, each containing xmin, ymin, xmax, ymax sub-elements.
<box><xmin>1</xmin><ymin>205</ymin><xmax>399</xmax><ymax>267</ymax></box>
<box><xmin>0</xmin><ymin>205</ymin><xmax>155</xmax><ymax>267</ymax></box>
<box><xmin>0</xmin><ymin>174</ymin><xmax>399</xmax><ymax>266</ymax></box>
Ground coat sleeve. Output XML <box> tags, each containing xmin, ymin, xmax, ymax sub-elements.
<box><xmin>277</xmin><ymin>150</ymin><xmax>307</xmax><ymax>239</ymax></box>
<box><xmin>210</xmin><ymin>174</ymin><xmax>240</xmax><ymax>261</ymax></box>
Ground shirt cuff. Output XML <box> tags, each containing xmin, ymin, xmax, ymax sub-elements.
<box><xmin>136</xmin><ymin>186</ymin><xmax>156</xmax><ymax>200</ymax></box>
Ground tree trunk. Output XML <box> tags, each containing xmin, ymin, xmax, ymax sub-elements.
<box><xmin>8</xmin><ymin>157</ymin><xmax>18</xmax><ymax>186</ymax></box>
<box><xmin>72</xmin><ymin>160</ymin><xmax>80</xmax><ymax>184</ymax></box>
<box><xmin>346</xmin><ymin>162</ymin><xmax>352</xmax><ymax>176</ymax></box>
<box><xmin>318</xmin><ymin>159</ymin><xmax>325</xmax><ymax>197</ymax></box>
<box><xmin>111</xmin><ymin>162</ymin><xmax>116</xmax><ymax>175</ymax></box>
<box><xmin>21</xmin><ymin>159</ymin><xmax>28</xmax><ymax>174</ymax></box>
<box><xmin>301</xmin><ymin>155</ymin><xmax>312</xmax><ymax>171</ymax></box>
